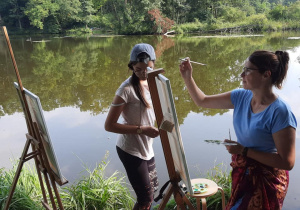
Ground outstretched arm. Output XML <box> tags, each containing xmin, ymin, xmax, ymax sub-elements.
<box><xmin>179</xmin><ymin>58</ymin><xmax>234</xmax><ymax>109</ymax></box>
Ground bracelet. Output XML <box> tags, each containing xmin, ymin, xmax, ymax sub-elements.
<box><xmin>242</xmin><ymin>147</ymin><xmax>248</xmax><ymax>157</ymax></box>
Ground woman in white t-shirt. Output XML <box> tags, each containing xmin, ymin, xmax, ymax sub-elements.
<box><xmin>105</xmin><ymin>43</ymin><xmax>159</xmax><ymax>210</ymax></box>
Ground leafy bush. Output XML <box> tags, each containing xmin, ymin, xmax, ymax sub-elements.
<box><xmin>66</xmin><ymin>27</ymin><xmax>93</xmax><ymax>35</ymax></box>
<box><xmin>245</xmin><ymin>14</ymin><xmax>268</xmax><ymax>30</ymax></box>
<box><xmin>173</xmin><ymin>19</ymin><xmax>204</xmax><ymax>33</ymax></box>
<box><xmin>220</xmin><ymin>6</ymin><xmax>247</xmax><ymax>23</ymax></box>
<box><xmin>268</xmin><ymin>4</ymin><xmax>288</xmax><ymax>20</ymax></box>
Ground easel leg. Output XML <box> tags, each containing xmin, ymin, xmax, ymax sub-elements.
<box><xmin>157</xmin><ymin>185</ymin><xmax>173</xmax><ymax>210</ymax></box>
<box><xmin>4</xmin><ymin>138</ymin><xmax>32</xmax><ymax>210</ymax></box>
<box><xmin>37</xmin><ymin>148</ymin><xmax>57</xmax><ymax>210</ymax></box>
<box><xmin>157</xmin><ymin>184</ymin><xmax>195</xmax><ymax>210</ymax></box>
<box><xmin>182</xmin><ymin>195</ymin><xmax>195</xmax><ymax>209</ymax></box>
<box><xmin>31</xmin><ymin>142</ymin><xmax>49</xmax><ymax>206</ymax></box>
<box><xmin>173</xmin><ymin>185</ymin><xmax>187</xmax><ymax>210</ymax></box>
<box><xmin>32</xmin><ymin>123</ymin><xmax>60</xmax><ymax>210</ymax></box>
<box><xmin>50</xmin><ymin>176</ymin><xmax>64</xmax><ymax>209</ymax></box>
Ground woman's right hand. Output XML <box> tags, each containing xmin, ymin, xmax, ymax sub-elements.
<box><xmin>141</xmin><ymin>126</ymin><xmax>159</xmax><ymax>138</ymax></box>
<box><xmin>179</xmin><ymin>57</ymin><xmax>193</xmax><ymax>80</ymax></box>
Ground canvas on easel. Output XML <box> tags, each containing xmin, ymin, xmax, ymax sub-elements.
<box><xmin>147</xmin><ymin>69</ymin><xmax>195</xmax><ymax>209</ymax></box>
<box><xmin>155</xmin><ymin>74</ymin><xmax>193</xmax><ymax>195</ymax></box>
<box><xmin>14</xmin><ymin>82</ymin><xmax>67</xmax><ymax>185</ymax></box>
<box><xmin>1</xmin><ymin>26</ymin><xmax>67</xmax><ymax>210</ymax></box>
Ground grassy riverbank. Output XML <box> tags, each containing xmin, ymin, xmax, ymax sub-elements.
<box><xmin>0</xmin><ymin>154</ymin><xmax>135</xmax><ymax>209</ymax></box>
<box><xmin>173</xmin><ymin>14</ymin><xmax>300</xmax><ymax>35</ymax></box>
<box><xmin>1</xmin><ymin>157</ymin><xmax>231</xmax><ymax>209</ymax></box>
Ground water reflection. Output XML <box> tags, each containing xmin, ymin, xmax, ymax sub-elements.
<box><xmin>2</xmin><ymin>33</ymin><xmax>300</xmax><ymax>120</ymax></box>
<box><xmin>1</xmin><ymin>31</ymin><xmax>300</xmax><ymax>209</ymax></box>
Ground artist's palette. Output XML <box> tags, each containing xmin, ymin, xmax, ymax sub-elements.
<box><xmin>204</xmin><ymin>140</ymin><xmax>238</xmax><ymax>146</ymax></box>
<box><xmin>192</xmin><ymin>183</ymin><xmax>208</xmax><ymax>194</ymax></box>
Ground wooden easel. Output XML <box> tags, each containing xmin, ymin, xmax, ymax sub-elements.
<box><xmin>147</xmin><ymin>69</ymin><xmax>195</xmax><ymax>210</ymax></box>
<box><xmin>2</xmin><ymin>26</ymin><xmax>67</xmax><ymax>210</ymax></box>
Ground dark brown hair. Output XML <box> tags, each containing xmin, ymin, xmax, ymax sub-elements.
<box><xmin>248</xmin><ymin>50</ymin><xmax>289</xmax><ymax>89</ymax></box>
<box><xmin>128</xmin><ymin>52</ymin><xmax>154</xmax><ymax>108</ymax></box>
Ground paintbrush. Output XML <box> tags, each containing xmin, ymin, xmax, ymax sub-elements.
<box><xmin>179</xmin><ymin>58</ymin><xmax>207</xmax><ymax>66</ymax></box>
<box><xmin>159</xmin><ymin>113</ymin><xmax>175</xmax><ymax>132</ymax></box>
<box><xmin>160</xmin><ymin>120</ymin><xmax>175</xmax><ymax>132</ymax></box>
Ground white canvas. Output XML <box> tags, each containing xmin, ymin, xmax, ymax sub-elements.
<box><xmin>155</xmin><ymin>75</ymin><xmax>193</xmax><ymax>195</ymax></box>
<box><xmin>14</xmin><ymin>82</ymin><xmax>66</xmax><ymax>185</ymax></box>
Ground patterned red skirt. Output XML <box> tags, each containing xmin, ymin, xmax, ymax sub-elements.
<box><xmin>226</xmin><ymin>154</ymin><xmax>289</xmax><ymax>210</ymax></box>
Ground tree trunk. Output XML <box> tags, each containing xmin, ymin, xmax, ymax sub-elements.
<box><xmin>18</xmin><ymin>18</ymin><xmax>22</xmax><ymax>30</ymax></box>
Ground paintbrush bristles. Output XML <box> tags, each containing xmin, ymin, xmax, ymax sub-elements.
<box><xmin>160</xmin><ymin>120</ymin><xmax>175</xmax><ymax>132</ymax></box>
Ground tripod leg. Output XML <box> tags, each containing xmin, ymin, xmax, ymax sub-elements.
<box><xmin>50</xmin><ymin>177</ymin><xmax>64</xmax><ymax>210</ymax></box>
<box><xmin>157</xmin><ymin>185</ymin><xmax>173</xmax><ymax>210</ymax></box>
<box><xmin>4</xmin><ymin>138</ymin><xmax>31</xmax><ymax>210</ymax></box>
<box><xmin>31</xmin><ymin>144</ymin><xmax>48</xmax><ymax>206</ymax></box>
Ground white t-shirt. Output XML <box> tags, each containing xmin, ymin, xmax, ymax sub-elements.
<box><xmin>115</xmin><ymin>77</ymin><xmax>156</xmax><ymax>160</ymax></box>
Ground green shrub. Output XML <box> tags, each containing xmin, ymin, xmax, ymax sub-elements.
<box><xmin>174</xmin><ymin>19</ymin><xmax>204</xmax><ymax>33</ymax></box>
<box><xmin>220</xmin><ymin>6</ymin><xmax>247</xmax><ymax>23</ymax></box>
<box><xmin>245</xmin><ymin>14</ymin><xmax>268</xmax><ymax>30</ymax></box>
<box><xmin>66</xmin><ymin>27</ymin><xmax>93</xmax><ymax>35</ymax></box>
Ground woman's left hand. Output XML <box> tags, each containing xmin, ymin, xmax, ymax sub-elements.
<box><xmin>141</xmin><ymin>126</ymin><xmax>160</xmax><ymax>138</ymax></box>
<box><xmin>224</xmin><ymin>139</ymin><xmax>244</xmax><ymax>155</ymax></box>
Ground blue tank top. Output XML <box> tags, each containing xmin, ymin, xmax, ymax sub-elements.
<box><xmin>231</xmin><ymin>89</ymin><xmax>297</xmax><ymax>153</ymax></box>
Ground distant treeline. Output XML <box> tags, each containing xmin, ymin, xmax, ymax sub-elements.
<box><xmin>0</xmin><ymin>0</ymin><xmax>300</xmax><ymax>34</ymax></box>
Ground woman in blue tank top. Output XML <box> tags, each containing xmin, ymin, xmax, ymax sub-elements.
<box><xmin>179</xmin><ymin>50</ymin><xmax>297</xmax><ymax>210</ymax></box>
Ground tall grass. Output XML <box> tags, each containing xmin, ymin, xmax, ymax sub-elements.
<box><xmin>0</xmin><ymin>154</ymin><xmax>134</xmax><ymax>210</ymax></box>
<box><xmin>195</xmin><ymin>162</ymin><xmax>231</xmax><ymax>210</ymax></box>
<box><xmin>0</xmin><ymin>162</ymin><xmax>43</xmax><ymax>210</ymax></box>
<box><xmin>60</xmin><ymin>153</ymin><xmax>134</xmax><ymax>209</ymax></box>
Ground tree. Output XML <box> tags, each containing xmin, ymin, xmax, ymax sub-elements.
<box><xmin>286</xmin><ymin>1</ymin><xmax>300</xmax><ymax>20</ymax></box>
<box><xmin>0</xmin><ymin>0</ymin><xmax>28</xmax><ymax>30</ymax></box>
<box><xmin>54</xmin><ymin>0</ymin><xmax>81</xmax><ymax>29</ymax></box>
<box><xmin>24</xmin><ymin>0</ymin><xmax>59</xmax><ymax>29</ymax></box>
<box><xmin>148</xmin><ymin>9</ymin><xmax>175</xmax><ymax>34</ymax></box>
<box><xmin>268</xmin><ymin>4</ymin><xmax>287</xmax><ymax>20</ymax></box>
<box><xmin>162</xmin><ymin>0</ymin><xmax>190</xmax><ymax>24</ymax></box>
<box><xmin>79</xmin><ymin>0</ymin><xmax>96</xmax><ymax>28</ymax></box>
<box><xmin>219</xmin><ymin>5</ymin><xmax>246</xmax><ymax>22</ymax></box>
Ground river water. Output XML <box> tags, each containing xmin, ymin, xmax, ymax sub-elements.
<box><xmin>0</xmin><ymin>31</ymin><xmax>299</xmax><ymax>209</ymax></box>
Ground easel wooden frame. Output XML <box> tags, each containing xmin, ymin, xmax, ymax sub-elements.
<box><xmin>1</xmin><ymin>26</ymin><xmax>67</xmax><ymax>210</ymax></box>
<box><xmin>147</xmin><ymin>69</ymin><xmax>195</xmax><ymax>210</ymax></box>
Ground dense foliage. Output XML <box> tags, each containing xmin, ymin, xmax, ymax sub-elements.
<box><xmin>1</xmin><ymin>0</ymin><xmax>300</xmax><ymax>34</ymax></box>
